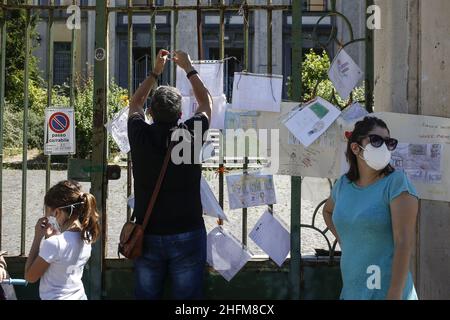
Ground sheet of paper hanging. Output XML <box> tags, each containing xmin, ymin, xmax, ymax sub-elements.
<box><xmin>282</xmin><ymin>97</ymin><xmax>342</xmax><ymax>147</ymax></box>
<box><xmin>328</xmin><ymin>48</ymin><xmax>364</xmax><ymax>99</ymax></box>
<box><xmin>249</xmin><ymin>210</ymin><xmax>290</xmax><ymax>267</ymax></box>
<box><xmin>176</xmin><ymin>61</ymin><xmax>224</xmax><ymax>97</ymax></box>
<box><xmin>254</xmin><ymin>102</ymin><xmax>346</xmax><ymax>178</ymax></box>
<box><xmin>373</xmin><ymin>112</ymin><xmax>450</xmax><ymax>202</ymax></box>
<box><xmin>180</xmin><ymin>94</ymin><xmax>227</xmax><ymax>130</ymax></box>
<box><xmin>200</xmin><ymin>176</ymin><xmax>229</xmax><ymax>221</ymax></box>
<box><xmin>206</xmin><ymin>226</ymin><xmax>252</xmax><ymax>282</ymax></box>
<box><xmin>226</xmin><ymin>172</ymin><xmax>277</xmax><ymax>210</ymax></box>
<box><xmin>231</xmin><ymin>72</ymin><xmax>283</xmax><ymax>112</ymax></box>
<box><xmin>106</xmin><ymin>106</ymin><xmax>130</xmax><ymax>154</ymax></box>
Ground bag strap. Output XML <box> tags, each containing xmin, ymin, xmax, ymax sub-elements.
<box><xmin>141</xmin><ymin>140</ymin><xmax>175</xmax><ymax>230</ymax></box>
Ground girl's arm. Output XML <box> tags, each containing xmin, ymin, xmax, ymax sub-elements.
<box><xmin>387</xmin><ymin>192</ymin><xmax>418</xmax><ymax>299</ymax></box>
<box><xmin>24</xmin><ymin>218</ymin><xmax>51</xmax><ymax>283</ymax></box>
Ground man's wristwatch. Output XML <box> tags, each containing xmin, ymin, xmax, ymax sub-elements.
<box><xmin>186</xmin><ymin>69</ymin><xmax>198</xmax><ymax>79</ymax></box>
<box><xmin>150</xmin><ymin>71</ymin><xmax>159</xmax><ymax>80</ymax></box>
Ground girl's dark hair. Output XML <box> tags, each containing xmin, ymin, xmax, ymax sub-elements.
<box><xmin>44</xmin><ymin>180</ymin><xmax>100</xmax><ymax>243</ymax></box>
<box><xmin>346</xmin><ymin>116</ymin><xmax>395</xmax><ymax>182</ymax></box>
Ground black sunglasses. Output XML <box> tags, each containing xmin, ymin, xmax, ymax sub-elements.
<box><xmin>364</xmin><ymin>134</ymin><xmax>398</xmax><ymax>151</ymax></box>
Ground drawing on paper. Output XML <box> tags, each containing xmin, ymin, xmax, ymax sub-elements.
<box><xmin>391</xmin><ymin>143</ymin><xmax>443</xmax><ymax>184</ymax></box>
<box><xmin>226</xmin><ymin>173</ymin><xmax>276</xmax><ymax>210</ymax></box>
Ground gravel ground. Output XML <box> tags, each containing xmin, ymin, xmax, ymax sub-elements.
<box><xmin>0</xmin><ymin>169</ymin><xmax>340</xmax><ymax>257</ymax></box>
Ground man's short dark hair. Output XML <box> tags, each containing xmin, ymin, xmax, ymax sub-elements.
<box><xmin>150</xmin><ymin>86</ymin><xmax>182</xmax><ymax>124</ymax></box>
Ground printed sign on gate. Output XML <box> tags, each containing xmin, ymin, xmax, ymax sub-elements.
<box><xmin>44</xmin><ymin>108</ymin><xmax>76</xmax><ymax>155</ymax></box>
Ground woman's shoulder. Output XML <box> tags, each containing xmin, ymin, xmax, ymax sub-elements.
<box><xmin>385</xmin><ymin>169</ymin><xmax>408</xmax><ymax>183</ymax></box>
<box><xmin>335</xmin><ymin>174</ymin><xmax>351</xmax><ymax>186</ymax></box>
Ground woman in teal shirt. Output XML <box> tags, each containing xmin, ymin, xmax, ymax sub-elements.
<box><xmin>323</xmin><ymin>116</ymin><xmax>418</xmax><ymax>300</ymax></box>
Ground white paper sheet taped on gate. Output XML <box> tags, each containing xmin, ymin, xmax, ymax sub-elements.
<box><xmin>200</xmin><ymin>176</ymin><xmax>228</xmax><ymax>221</ymax></box>
<box><xmin>106</xmin><ymin>107</ymin><xmax>130</xmax><ymax>154</ymax></box>
<box><xmin>249</xmin><ymin>210</ymin><xmax>290</xmax><ymax>267</ymax></box>
<box><xmin>328</xmin><ymin>48</ymin><xmax>363</xmax><ymax>99</ymax></box>
<box><xmin>181</xmin><ymin>94</ymin><xmax>227</xmax><ymax>129</ymax></box>
<box><xmin>176</xmin><ymin>61</ymin><xmax>224</xmax><ymax>97</ymax></box>
<box><xmin>207</xmin><ymin>227</ymin><xmax>252</xmax><ymax>282</ymax></box>
<box><xmin>231</xmin><ymin>72</ymin><xmax>283</xmax><ymax>112</ymax></box>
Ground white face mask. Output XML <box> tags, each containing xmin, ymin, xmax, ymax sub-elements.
<box><xmin>47</xmin><ymin>215</ymin><xmax>61</xmax><ymax>233</ymax></box>
<box><xmin>358</xmin><ymin>143</ymin><xmax>392</xmax><ymax>171</ymax></box>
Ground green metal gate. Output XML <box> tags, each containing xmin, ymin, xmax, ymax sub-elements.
<box><xmin>0</xmin><ymin>0</ymin><xmax>374</xmax><ymax>300</ymax></box>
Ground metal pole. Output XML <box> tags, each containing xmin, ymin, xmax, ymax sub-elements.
<box><xmin>127</xmin><ymin>0</ymin><xmax>133</xmax><ymax>221</ymax></box>
<box><xmin>0</xmin><ymin>0</ymin><xmax>7</xmax><ymax>251</ymax></box>
<box><xmin>267</xmin><ymin>0</ymin><xmax>272</xmax><ymax>74</ymax></box>
<box><xmin>150</xmin><ymin>1</ymin><xmax>156</xmax><ymax>69</ymax></box>
<box><xmin>365</xmin><ymin>0</ymin><xmax>374</xmax><ymax>113</ymax></box>
<box><xmin>241</xmin><ymin>1</ymin><xmax>249</xmax><ymax>246</ymax></box>
<box><xmin>90</xmin><ymin>0</ymin><xmax>108</xmax><ymax>299</ymax></box>
<box><xmin>45</xmin><ymin>0</ymin><xmax>54</xmax><ymax>192</ymax></box>
<box><xmin>290</xmin><ymin>0</ymin><xmax>302</xmax><ymax>300</ymax></box>
<box><xmin>218</xmin><ymin>0</ymin><xmax>225</xmax><ymax>224</ymax></box>
<box><xmin>70</xmin><ymin>0</ymin><xmax>77</xmax><ymax>108</ymax></box>
<box><xmin>170</xmin><ymin>0</ymin><xmax>178</xmax><ymax>86</ymax></box>
<box><xmin>21</xmin><ymin>4</ymin><xmax>31</xmax><ymax>256</ymax></box>
<box><xmin>197</xmin><ymin>0</ymin><xmax>203</xmax><ymax>60</ymax></box>
<box><xmin>267</xmin><ymin>0</ymin><xmax>273</xmax><ymax>215</ymax></box>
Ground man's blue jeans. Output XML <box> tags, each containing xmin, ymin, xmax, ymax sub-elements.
<box><xmin>134</xmin><ymin>227</ymin><xmax>207</xmax><ymax>300</ymax></box>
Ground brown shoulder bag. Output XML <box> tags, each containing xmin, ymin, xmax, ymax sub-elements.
<box><xmin>118</xmin><ymin>142</ymin><xmax>174</xmax><ymax>259</ymax></box>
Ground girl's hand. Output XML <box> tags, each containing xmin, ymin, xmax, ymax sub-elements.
<box><xmin>0</xmin><ymin>267</ymin><xmax>6</xmax><ymax>281</ymax></box>
<box><xmin>34</xmin><ymin>217</ymin><xmax>56</xmax><ymax>239</ymax></box>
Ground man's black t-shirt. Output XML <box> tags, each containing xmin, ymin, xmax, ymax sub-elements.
<box><xmin>128</xmin><ymin>112</ymin><xmax>209</xmax><ymax>235</ymax></box>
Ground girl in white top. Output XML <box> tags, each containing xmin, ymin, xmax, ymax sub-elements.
<box><xmin>25</xmin><ymin>180</ymin><xmax>100</xmax><ymax>300</ymax></box>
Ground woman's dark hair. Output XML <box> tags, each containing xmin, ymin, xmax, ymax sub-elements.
<box><xmin>346</xmin><ymin>116</ymin><xmax>395</xmax><ymax>182</ymax></box>
<box><xmin>44</xmin><ymin>180</ymin><xmax>100</xmax><ymax>243</ymax></box>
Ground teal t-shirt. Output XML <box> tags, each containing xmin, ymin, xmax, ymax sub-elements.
<box><xmin>331</xmin><ymin>170</ymin><xmax>418</xmax><ymax>300</ymax></box>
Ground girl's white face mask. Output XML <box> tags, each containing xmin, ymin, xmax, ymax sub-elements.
<box><xmin>47</xmin><ymin>215</ymin><xmax>61</xmax><ymax>233</ymax></box>
<box><xmin>358</xmin><ymin>143</ymin><xmax>392</xmax><ymax>171</ymax></box>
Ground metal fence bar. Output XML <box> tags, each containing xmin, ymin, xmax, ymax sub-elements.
<box><xmin>267</xmin><ymin>0</ymin><xmax>273</xmax><ymax>215</ymax></box>
<box><xmin>150</xmin><ymin>1</ymin><xmax>156</xmax><ymax>70</ymax></box>
<box><xmin>21</xmin><ymin>3</ymin><xmax>32</xmax><ymax>256</ymax></box>
<box><xmin>218</xmin><ymin>0</ymin><xmax>225</xmax><ymax>224</ymax></box>
<box><xmin>45</xmin><ymin>0</ymin><xmax>54</xmax><ymax>192</ymax></box>
<box><xmin>1</xmin><ymin>4</ymin><xmax>290</xmax><ymax>11</ymax></box>
<box><xmin>365</xmin><ymin>0</ymin><xmax>374</xmax><ymax>112</ymax></box>
<box><xmin>90</xmin><ymin>0</ymin><xmax>108</xmax><ymax>299</ymax></box>
<box><xmin>70</xmin><ymin>0</ymin><xmax>77</xmax><ymax>108</ymax></box>
<box><xmin>290</xmin><ymin>0</ymin><xmax>302</xmax><ymax>300</ymax></box>
<box><xmin>126</xmin><ymin>0</ymin><xmax>133</xmax><ymax>221</ymax></box>
<box><xmin>197</xmin><ymin>0</ymin><xmax>203</xmax><ymax>60</ymax></box>
<box><xmin>170</xmin><ymin>0</ymin><xmax>178</xmax><ymax>85</ymax></box>
<box><xmin>241</xmin><ymin>1</ymin><xmax>249</xmax><ymax>247</ymax></box>
<box><xmin>0</xmin><ymin>0</ymin><xmax>6</xmax><ymax>251</ymax></box>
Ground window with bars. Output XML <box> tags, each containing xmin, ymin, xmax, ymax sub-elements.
<box><xmin>284</xmin><ymin>0</ymin><xmax>329</xmax><ymax>11</ymax></box>
<box><xmin>303</xmin><ymin>0</ymin><xmax>329</xmax><ymax>11</ymax></box>
<box><xmin>53</xmin><ymin>42</ymin><xmax>72</xmax><ymax>85</ymax></box>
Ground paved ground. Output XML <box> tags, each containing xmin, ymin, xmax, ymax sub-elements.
<box><xmin>0</xmin><ymin>169</ymin><xmax>339</xmax><ymax>258</ymax></box>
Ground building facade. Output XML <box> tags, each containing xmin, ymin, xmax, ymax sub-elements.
<box><xmin>32</xmin><ymin>0</ymin><xmax>366</xmax><ymax>99</ymax></box>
